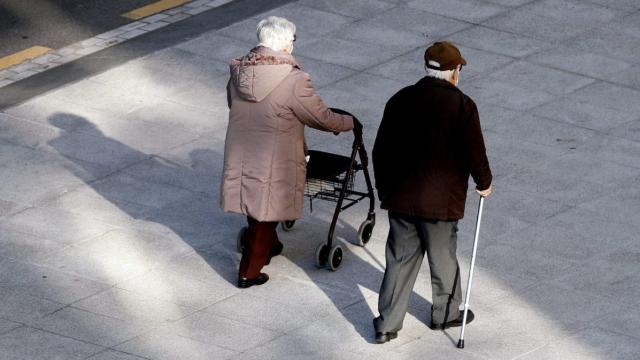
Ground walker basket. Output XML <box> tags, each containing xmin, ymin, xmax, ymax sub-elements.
<box><xmin>305</xmin><ymin>150</ymin><xmax>356</xmax><ymax>202</ymax></box>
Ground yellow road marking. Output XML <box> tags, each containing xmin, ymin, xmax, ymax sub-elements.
<box><xmin>122</xmin><ymin>0</ymin><xmax>191</xmax><ymax>20</ymax></box>
<box><xmin>0</xmin><ymin>46</ymin><xmax>51</xmax><ymax>70</ymax></box>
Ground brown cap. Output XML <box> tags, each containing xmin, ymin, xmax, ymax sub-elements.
<box><xmin>424</xmin><ymin>41</ymin><xmax>467</xmax><ymax>71</ymax></box>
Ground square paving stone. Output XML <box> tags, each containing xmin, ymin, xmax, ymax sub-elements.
<box><xmin>43</xmin><ymin>226</ymin><xmax>194</xmax><ymax>284</ymax></box>
<box><xmin>521</xmin><ymin>0</ymin><xmax>623</xmax><ymax>24</ymax></box>
<box><xmin>168</xmin><ymin>311</ymin><xmax>281</xmax><ymax>352</ymax></box>
<box><xmin>530</xmin><ymin>152</ymin><xmax>640</xmax><ymax>186</ymax></box>
<box><xmin>609</xmin><ymin>118</ymin><xmax>640</xmax><ymax>142</ymax></box>
<box><xmin>366</xmin><ymin>48</ymin><xmax>431</xmax><ymax>84</ymax></box>
<box><xmin>368</xmin><ymin>5</ymin><xmax>472</xmax><ymax>37</ymax></box>
<box><xmin>583</xmin><ymin>0</ymin><xmax>640</xmax><ymax>11</ymax></box>
<box><xmin>36</xmin><ymin>185</ymin><xmax>151</xmax><ymax>226</ymax></box>
<box><xmin>518</xmin><ymin>327</ymin><xmax>640</xmax><ymax>360</ymax></box>
<box><xmin>33</xmin><ymin>307</ymin><xmax>149</xmax><ymax>348</ymax></box>
<box><xmin>47</xmin><ymin>79</ymin><xmax>159</xmax><ymax>116</ymax></box>
<box><xmin>91</xmin><ymin>173</ymin><xmax>195</xmax><ymax>209</ymax></box>
<box><xmin>0</xmin><ymin>227</ymin><xmax>67</xmax><ymax>262</ymax></box>
<box><xmin>486</xmin><ymin>113</ymin><xmax>597</xmax><ymax>149</ymax></box>
<box><xmin>408</xmin><ymin>0</ymin><xmax>507</xmax><ymax>23</ymax></box>
<box><xmin>450</xmin><ymin>26</ymin><xmax>549</xmax><ymax>58</ymax></box>
<box><xmin>581</xmin><ymin>134</ymin><xmax>640</xmax><ymax>169</ymax></box>
<box><xmin>196</xmin><ymin>293</ymin><xmax>321</xmax><ymax>333</ymax></box>
<box><xmin>553</xmin><ymin>248</ymin><xmax>640</xmax><ymax>306</ymax></box>
<box><xmin>527</xmin><ymin>46</ymin><xmax>632</xmax><ymax>79</ymax></box>
<box><xmin>0</xmin><ymin>206</ymin><xmax>115</xmax><ymax>246</ymax></box>
<box><xmin>256</xmin><ymin>3</ymin><xmax>356</xmax><ymax>36</ymax></box>
<box><xmin>496</xmin><ymin>220</ymin><xmax>632</xmax><ymax>262</ymax></box>
<box><xmin>0</xmin><ymin>326</ymin><xmax>104</xmax><ymax>360</ymax></box>
<box><xmin>295</xmin><ymin>37</ymin><xmax>408</xmax><ymax>71</ymax></box>
<box><xmin>297</xmin><ymin>0</ymin><xmax>394</xmax><ymax>19</ymax></box>
<box><xmin>488</xmin><ymin>60</ymin><xmax>595</xmax><ymax>96</ymax></box>
<box><xmin>175</xmin><ymin>33</ymin><xmax>254</xmax><ymax>63</ymax></box>
<box><xmin>543</xmin><ymin>206</ymin><xmax>640</xmax><ymax>245</ymax></box>
<box><xmin>86</xmin><ymin>350</ymin><xmax>148</xmax><ymax>360</ymax></box>
<box><xmin>73</xmin><ymin>287</ymin><xmax>196</xmax><ymax>324</ymax></box>
<box><xmin>466</xmin><ymin>242</ymin><xmax>581</xmax><ymax>282</ymax></box>
<box><xmin>570</xmin><ymin>26</ymin><xmax>640</xmax><ymax>65</ymax></box>
<box><xmin>0</xmin><ymin>319</ymin><xmax>22</xmax><ymax>335</ymax></box>
<box><xmin>483</xmin><ymin>9</ymin><xmax>594</xmax><ymax>42</ymax></box>
<box><xmin>609</xmin><ymin>63</ymin><xmax>640</xmax><ymax>91</ymax></box>
<box><xmin>283</xmin><ymin>55</ymin><xmax>357</xmax><ymax>89</ymax></box>
<box><xmin>462</xmin><ymin>79</ymin><xmax>555</xmax><ymax>111</ymax></box>
<box><xmin>532</xmin><ymin>97</ymin><xmax>638</xmax><ymax>132</ymax></box>
<box><xmin>0</xmin><ymin>287</ymin><xmax>64</xmax><ymax>324</ymax></box>
<box><xmin>568</xmin><ymin>81</ymin><xmax>640</xmax><ymax>115</ymax></box>
<box><xmin>115</xmin><ymin>328</ymin><xmax>237</xmax><ymax>360</ymax></box>
<box><xmin>164</xmin><ymin>75</ymin><xmax>229</xmax><ymax>112</ymax></box>
<box><xmin>116</xmin><ymin>267</ymin><xmax>238</xmax><ymax>309</ymax></box>
<box><xmin>0</xmin><ymin>258</ymin><xmax>110</xmax><ymax>304</ymax></box>
<box><xmin>501</xmin><ymin>166</ymin><xmax>607</xmax><ymax>205</ymax></box>
<box><xmin>334</xmin><ymin>19</ymin><xmax>430</xmax><ymax>51</ymax></box>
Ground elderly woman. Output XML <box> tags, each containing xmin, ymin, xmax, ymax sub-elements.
<box><xmin>221</xmin><ymin>16</ymin><xmax>355</xmax><ymax>288</ymax></box>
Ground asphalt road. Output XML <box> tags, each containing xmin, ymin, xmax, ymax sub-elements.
<box><xmin>0</xmin><ymin>0</ymin><xmax>156</xmax><ymax>58</ymax></box>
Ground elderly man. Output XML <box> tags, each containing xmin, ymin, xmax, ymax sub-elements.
<box><xmin>221</xmin><ymin>16</ymin><xmax>354</xmax><ymax>288</ymax></box>
<box><xmin>371</xmin><ymin>41</ymin><xmax>492</xmax><ymax>343</ymax></box>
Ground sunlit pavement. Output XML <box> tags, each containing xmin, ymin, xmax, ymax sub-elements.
<box><xmin>1</xmin><ymin>0</ymin><xmax>640</xmax><ymax>359</ymax></box>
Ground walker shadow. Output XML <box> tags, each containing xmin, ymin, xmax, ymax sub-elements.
<box><xmin>46</xmin><ymin>113</ymin><xmax>433</xmax><ymax>343</ymax></box>
<box><xmin>273</xmin><ymin>201</ymin><xmax>434</xmax><ymax>343</ymax></box>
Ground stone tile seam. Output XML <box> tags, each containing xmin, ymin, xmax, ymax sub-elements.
<box><xmin>85</xmin><ymin>349</ymin><xmax>153</xmax><ymax>360</ymax></box>
<box><xmin>0</xmin><ymin>0</ymin><xmax>236</xmax><ymax>89</ymax></box>
<box><xmin>0</xmin><ymin>323</ymin><xmax>108</xmax><ymax>353</ymax></box>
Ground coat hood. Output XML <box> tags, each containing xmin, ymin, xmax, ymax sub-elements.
<box><xmin>229</xmin><ymin>46</ymin><xmax>300</xmax><ymax>102</ymax></box>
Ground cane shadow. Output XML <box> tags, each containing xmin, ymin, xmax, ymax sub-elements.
<box><xmin>46</xmin><ymin>113</ymin><xmax>241</xmax><ymax>284</ymax></box>
<box><xmin>279</xmin><ymin>214</ymin><xmax>434</xmax><ymax>343</ymax></box>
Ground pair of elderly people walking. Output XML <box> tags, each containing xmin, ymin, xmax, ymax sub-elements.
<box><xmin>221</xmin><ymin>16</ymin><xmax>492</xmax><ymax>342</ymax></box>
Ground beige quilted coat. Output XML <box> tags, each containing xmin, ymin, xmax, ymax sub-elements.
<box><xmin>221</xmin><ymin>46</ymin><xmax>354</xmax><ymax>222</ymax></box>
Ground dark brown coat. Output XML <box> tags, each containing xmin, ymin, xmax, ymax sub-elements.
<box><xmin>372</xmin><ymin>76</ymin><xmax>492</xmax><ymax>220</ymax></box>
<box><xmin>221</xmin><ymin>46</ymin><xmax>353</xmax><ymax>222</ymax></box>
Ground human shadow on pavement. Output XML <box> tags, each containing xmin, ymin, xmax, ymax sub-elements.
<box><xmin>47</xmin><ymin>113</ymin><xmax>434</xmax><ymax>343</ymax></box>
<box><xmin>47</xmin><ymin>113</ymin><xmax>243</xmax><ymax>284</ymax></box>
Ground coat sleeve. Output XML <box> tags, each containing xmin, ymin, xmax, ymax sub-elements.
<box><xmin>290</xmin><ymin>71</ymin><xmax>354</xmax><ymax>132</ymax></box>
<box><xmin>372</xmin><ymin>97</ymin><xmax>396</xmax><ymax>201</ymax></box>
<box><xmin>463</xmin><ymin>98</ymin><xmax>492</xmax><ymax>190</ymax></box>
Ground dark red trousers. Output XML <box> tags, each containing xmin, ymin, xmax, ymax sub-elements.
<box><xmin>238</xmin><ymin>217</ymin><xmax>282</xmax><ymax>279</ymax></box>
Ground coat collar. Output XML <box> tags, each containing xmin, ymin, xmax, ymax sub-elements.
<box><xmin>234</xmin><ymin>46</ymin><xmax>301</xmax><ymax>69</ymax></box>
<box><xmin>415</xmin><ymin>76</ymin><xmax>461</xmax><ymax>93</ymax></box>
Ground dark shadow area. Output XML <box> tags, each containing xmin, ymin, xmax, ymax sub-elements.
<box><xmin>46</xmin><ymin>112</ymin><xmax>433</xmax><ymax>343</ymax></box>
<box><xmin>0</xmin><ymin>0</ymin><xmax>296</xmax><ymax>110</ymax></box>
<box><xmin>0</xmin><ymin>0</ymin><xmax>152</xmax><ymax>57</ymax></box>
<box><xmin>282</xmin><ymin>216</ymin><xmax>435</xmax><ymax>343</ymax></box>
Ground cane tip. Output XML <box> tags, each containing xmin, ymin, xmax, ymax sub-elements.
<box><xmin>457</xmin><ymin>339</ymin><xmax>465</xmax><ymax>349</ymax></box>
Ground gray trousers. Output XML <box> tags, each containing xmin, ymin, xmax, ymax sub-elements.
<box><xmin>374</xmin><ymin>212</ymin><xmax>462</xmax><ymax>333</ymax></box>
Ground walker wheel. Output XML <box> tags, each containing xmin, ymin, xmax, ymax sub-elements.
<box><xmin>357</xmin><ymin>220</ymin><xmax>374</xmax><ymax>246</ymax></box>
<box><xmin>315</xmin><ymin>243</ymin><xmax>329</xmax><ymax>268</ymax></box>
<box><xmin>328</xmin><ymin>245</ymin><xmax>343</xmax><ymax>271</ymax></box>
<box><xmin>281</xmin><ymin>220</ymin><xmax>296</xmax><ymax>232</ymax></box>
<box><xmin>236</xmin><ymin>227</ymin><xmax>247</xmax><ymax>253</ymax></box>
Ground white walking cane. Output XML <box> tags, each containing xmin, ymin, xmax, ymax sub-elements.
<box><xmin>457</xmin><ymin>196</ymin><xmax>485</xmax><ymax>349</ymax></box>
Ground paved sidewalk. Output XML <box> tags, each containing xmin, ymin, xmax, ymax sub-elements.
<box><xmin>1</xmin><ymin>0</ymin><xmax>640</xmax><ymax>359</ymax></box>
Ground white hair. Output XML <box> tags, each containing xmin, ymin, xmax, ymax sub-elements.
<box><xmin>256</xmin><ymin>16</ymin><xmax>296</xmax><ymax>51</ymax></box>
<box><xmin>425</xmin><ymin>67</ymin><xmax>456</xmax><ymax>81</ymax></box>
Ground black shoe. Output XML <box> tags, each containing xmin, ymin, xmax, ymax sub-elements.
<box><xmin>265</xmin><ymin>242</ymin><xmax>284</xmax><ymax>265</ymax></box>
<box><xmin>375</xmin><ymin>331</ymin><xmax>397</xmax><ymax>344</ymax></box>
<box><xmin>430</xmin><ymin>310</ymin><xmax>475</xmax><ymax>330</ymax></box>
<box><xmin>238</xmin><ymin>273</ymin><xmax>269</xmax><ymax>288</ymax></box>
